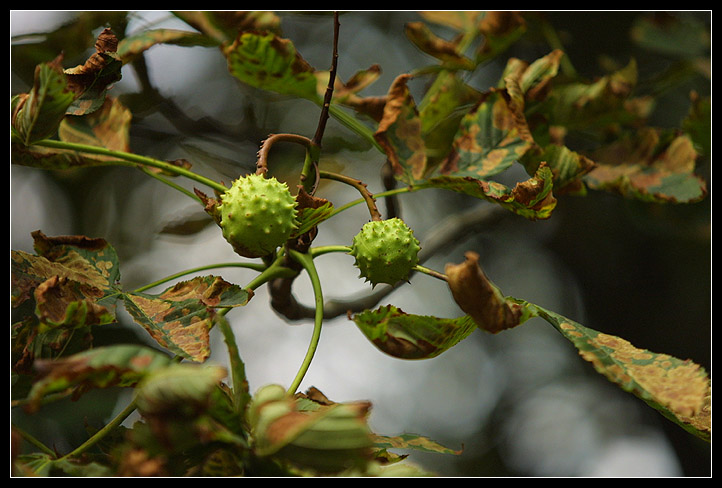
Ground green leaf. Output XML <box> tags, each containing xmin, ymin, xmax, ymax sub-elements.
<box><xmin>11</xmin><ymin>56</ymin><xmax>75</xmax><ymax>145</ymax></box>
<box><xmin>521</xmin><ymin>143</ymin><xmax>597</xmax><ymax>196</ymax></box>
<box><xmin>518</xmin><ymin>301</ymin><xmax>711</xmax><ymax>441</ymax></box>
<box><xmin>25</xmin><ymin>345</ymin><xmax>173</xmax><ymax>412</ymax></box>
<box><xmin>351</xmin><ymin>305</ymin><xmax>477</xmax><ymax>360</ymax></box>
<box><xmin>134</xmin><ymin>363</ymin><xmax>228</xmax><ymax>416</ymax></box>
<box><xmin>224</xmin><ymin>31</ymin><xmax>320</xmax><ymax>102</ymax></box>
<box><xmin>247</xmin><ymin>384</ymin><xmax>374</xmax><ymax>474</ymax></box>
<box><xmin>122</xmin><ymin>276</ymin><xmax>252</xmax><ymax>362</ymax></box>
<box><xmin>630</xmin><ymin>13</ymin><xmax>710</xmax><ymax>58</ymax></box>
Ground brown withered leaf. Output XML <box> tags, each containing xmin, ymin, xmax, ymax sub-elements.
<box><xmin>445</xmin><ymin>251</ymin><xmax>524</xmax><ymax>333</ymax></box>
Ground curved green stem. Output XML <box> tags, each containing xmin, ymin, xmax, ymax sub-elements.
<box><xmin>286</xmin><ymin>249</ymin><xmax>324</xmax><ymax>395</ymax></box>
<box><xmin>12</xmin><ymin>424</ymin><xmax>56</xmax><ymax>456</ymax></box>
<box><xmin>57</xmin><ymin>397</ymin><xmax>138</xmax><ymax>461</ymax></box>
<box><xmin>309</xmin><ymin>245</ymin><xmax>351</xmax><ymax>258</ymax></box>
<box><xmin>132</xmin><ymin>261</ymin><xmax>267</xmax><ymax>293</ymax></box>
<box><xmin>33</xmin><ymin>139</ymin><xmax>228</xmax><ymax>194</ymax></box>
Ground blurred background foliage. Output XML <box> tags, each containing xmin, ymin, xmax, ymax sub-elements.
<box><xmin>11</xmin><ymin>11</ymin><xmax>710</xmax><ymax>476</ymax></box>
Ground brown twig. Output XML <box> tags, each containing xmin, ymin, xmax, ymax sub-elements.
<box><xmin>312</xmin><ymin>11</ymin><xmax>340</xmax><ymax>147</ymax></box>
<box><xmin>255</xmin><ymin>133</ymin><xmax>313</xmax><ymax>176</ymax></box>
<box><xmin>319</xmin><ymin>170</ymin><xmax>382</xmax><ymax>222</ymax></box>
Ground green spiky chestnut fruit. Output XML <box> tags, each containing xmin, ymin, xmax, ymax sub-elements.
<box><xmin>349</xmin><ymin>218</ymin><xmax>421</xmax><ymax>286</ymax></box>
<box><xmin>218</xmin><ymin>173</ymin><xmax>298</xmax><ymax>258</ymax></box>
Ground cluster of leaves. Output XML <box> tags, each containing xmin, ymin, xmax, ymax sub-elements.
<box><xmin>11</xmin><ymin>11</ymin><xmax>709</xmax><ymax>476</ymax></box>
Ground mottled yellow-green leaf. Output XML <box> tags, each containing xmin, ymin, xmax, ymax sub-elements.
<box><xmin>519</xmin><ymin>301</ymin><xmax>710</xmax><ymax>441</ymax></box>
<box><xmin>224</xmin><ymin>31</ymin><xmax>320</xmax><ymax>102</ymax></box>
<box><xmin>585</xmin><ymin>128</ymin><xmax>707</xmax><ymax>203</ymax></box>
<box><xmin>122</xmin><ymin>276</ymin><xmax>251</xmax><ymax>362</ymax></box>
<box><xmin>58</xmin><ymin>96</ymin><xmax>131</xmax><ymax>155</ymax></box>
<box><xmin>435</xmin><ymin>89</ymin><xmax>533</xmax><ymax>180</ymax></box>
<box><xmin>351</xmin><ymin>305</ymin><xmax>477</xmax><ymax>360</ymax></box>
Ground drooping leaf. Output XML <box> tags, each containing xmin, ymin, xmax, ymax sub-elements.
<box><xmin>134</xmin><ymin>363</ymin><xmax>228</xmax><ymax>417</ymax></box>
<box><xmin>374</xmin><ymin>74</ymin><xmax>428</xmax><ymax>184</ymax></box>
<box><xmin>519</xmin><ymin>301</ymin><xmax>711</xmax><ymax>441</ymax></box>
<box><xmin>445</xmin><ymin>251</ymin><xmax>533</xmax><ymax>334</ymax></box>
<box><xmin>584</xmin><ymin>128</ymin><xmax>707</xmax><ymax>203</ymax></box>
<box><xmin>117</xmin><ymin>28</ymin><xmax>220</xmax><ymax>64</ymax></box>
<box><xmin>224</xmin><ymin>31</ymin><xmax>320</xmax><ymax>102</ymax></box>
<box><xmin>63</xmin><ymin>28</ymin><xmax>123</xmax><ymax>116</ymax></box>
<box><xmin>247</xmin><ymin>384</ymin><xmax>374</xmax><ymax>474</ymax></box>
<box><xmin>25</xmin><ymin>345</ymin><xmax>173</xmax><ymax>412</ymax></box>
<box><xmin>122</xmin><ymin>276</ymin><xmax>252</xmax><ymax>362</ymax></box>
<box><xmin>11</xmin><ymin>55</ymin><xmax>75</xmax><ymax>145</ymax></box>
<box><xmin>421</xmin><ymin>162</ymin><xmax>557</xmax><ymax>220</ymax></box>
<box><xmin>173</xmin><ymin>11</ymin><xmax>282</xmax><ymax>44</ymax></box>
<box><xmin>404</xmin><ymin>22</ymin><xmax>476</xmax><ymax>70</ymax></box>
<box><xmin>351</xmin><ymin>305</ymin><xmax>477</xmax><ymax>360</ymax></box>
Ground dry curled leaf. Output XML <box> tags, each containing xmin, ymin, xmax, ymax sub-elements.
<box><xmin>445</xmin><ymin>251</ymin><xmax>524</xmax><ymax>333</ymax></box>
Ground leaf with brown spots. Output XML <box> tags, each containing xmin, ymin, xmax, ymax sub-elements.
<box><xmin>405</xmin><ymin>22</ymin><xmax>476</xmax><ymax>70</ymax></box>
<box><xmin>584</xmin><ymin>128</ymin><xmax>707</xmax><ymax>203</ymax></box>
<box><xmin>58</xmin><ymin>96</ymin><xmax>132</xmax><ymax>154</ymax></box>
<box><xmin>122</xmin><ymin>276</ymin><xmax>251</xmax><ymax>362</ymax></box>
<box><xmin>519</xmin><ymin>301</ymin><xmax>711</xmax><ymax>441</ymax></box>
<box><xmin>63</xmin><ymin>28</ymin><xmax>122</xmax><ymax>115</ymax></box>
<box><xmin>25</xmin><ymin>345</ymin><xmax>173</xmax><ymax>412</ymax></box>
<box><xmin>350</xmin><ymin>305</ymin><xmax>477</xmax><ymax>360</ymax></box>
<box><xmin>224</xmin><ymin>31</ymin><xmax>320</xmax><ymax>102</ymax></box>
<box><xmin>374</xmin><ymin>74</ymin><xmax>428</xmax><ymax>184</ymax></box>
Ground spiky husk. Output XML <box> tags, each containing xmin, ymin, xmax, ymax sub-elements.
<box><xmin>218</xmin><ymin>174</ymin><xmax>298</xmax><ymax>258</ymax></box>
<box><xmin>349</xmin><ymin>218</ymin><xmax>421</xmax><ymax>286</ymax></box>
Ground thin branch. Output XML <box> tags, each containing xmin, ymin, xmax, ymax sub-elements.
<box><xmin>319</xmin><ymin>170</ymin><xmax>382</xmax><ymax>221</ymax></box>
<box><xmin>255</xmin><ymin>133</ymin><xmax>313</xmax><ymax>176</ymax></box>
<box><xmin>312</xmin><ymin>11</ymin><xmax>340</xmax><ymax>147</ymax></box>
